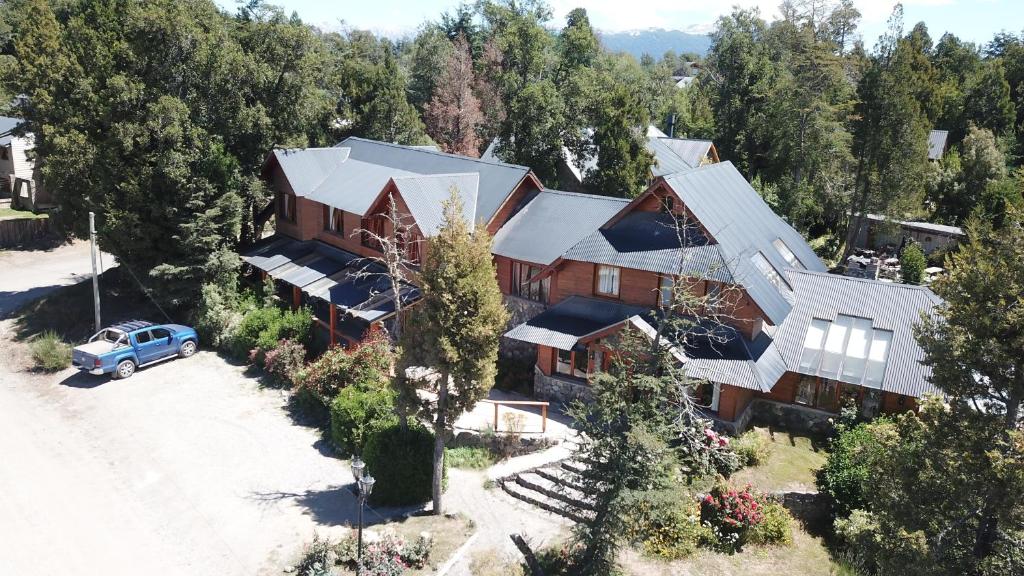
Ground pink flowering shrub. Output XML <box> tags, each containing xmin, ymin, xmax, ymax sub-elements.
<box><xmin>336</xmin><ymin>530</ymin><xmax>432</xmax><ymax>576</ymax></box>
<box><xmin>699</xmin><ymin>484</ymin><xmax>766</xmax><ymax>551</ymax></box>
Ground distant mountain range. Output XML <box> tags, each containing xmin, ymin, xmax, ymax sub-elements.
<box><xmin>598</xmin><ymin>28</ymin><xmax>712</xmax><ymax>60</ymax></box>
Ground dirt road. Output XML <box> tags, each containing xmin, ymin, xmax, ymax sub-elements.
<box><xmin>0</xmin><ymin>241</ymin><xmax>114</xmax><ymax>318</ymax></box>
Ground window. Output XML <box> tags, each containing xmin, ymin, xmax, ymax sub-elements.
<box><xmin>799</xmin><ymin>314</ymin><xmax>895</xmax><ymax>387</ymax></box>
<box><xmin>658</xmin><ymin>275</ymin><xmax>673</xmax><ymax>306</ymax></box>
<box><xmin>361</xmin><ymin>215</ymin><xmax>386</xmax><ymax>251</ymax></box>
<box><xmin>661</xmin><ymin>196</ymin><xmax>675</xmax><ymax>213</ymax></box>
<box><xmin>135</xmin><ymin>330</ymin><xmax>152</xmax><ymax>344</ymax></box>
<box><xmin>556</xmin><ymin>349</ymin><xmax>572</xmax><ymax>376</ymax></box>
<box><xmin>556</xmin><ymin>348</ymin><xmax>590</xmax><ymax>379</ymax></box>
<box><xmin>799</xmin><ymin>318</ymin><xmax>829</xmax><ymax>371</ymax></box>
<box><xmin>595</xmin><ymin>265</ymin><xmax>620</xmax><ymax>297</ymax></box>
<box><xmin>589</xmin><ymin>348</ymin><xmax>604</xmax><ymax>375</ymax></box>
<box><xmin>323</xmin><ymin>206</ymin><xmax>343</xmax><ymax>235</ymax></box>
<box><xmin>278</xmin><ymin>192</ymin><xmax>296</xmax><ymax>223</ymax></box>
<box><xmin>706</xmin><ymin>281</ymin><xmax>722</xmax><ymax>313</ymax></box>
<box><xmin>150</xmin><ymin>327</ymin><xmax>171</xmax><ymax>342</ymax></box>
<box><xmin>795</xmin><ymin>376</ymin><xmax>816</xmax><ymax>405</ymax></box>
<box><xmin>772</xmin><ymin>238</ymin><xmax>805</xmax><ymax>269</ymax></box>
<box><xmin>751</xmin><ymin>251</ymin><xmax>791</xmax><ymax>292</ymax></box>
<box><xmin>817</xmin><ymin>379</ymin><xmax>838</xmax><ymax>411</ymax></box>
<box><xmin>864</xmin><ymin>329</ymin><xmax>893</xmax><ymax>386</ymax></box>
<box><xmin>511</xmin><ymin>261</ymin><xmax>549</xmax><ymax>303</ymax></box>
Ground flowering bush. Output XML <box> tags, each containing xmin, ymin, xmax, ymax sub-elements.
<box><xmin>263</xmin><ymin>339</ymin><xmax>307</xmax><ymax>387</ymax></box>
<box><xmin>677</xmin><ymin>421</ymin><xmax>742</xmax><ymax>478</ymax></box>
<box><xmin>700</xmin><ymin>484</ymin><xmax>765</xmax><ymax>552</ymax></box>
<box><xmin>297</xmin><ymin>329</ymin><xmax>392</xmax><ymax>402</ymax></box>
<box><xmin>336</xmin><ymin>529</ymin><xmax>432</xmax><ymax>576</ymax></box>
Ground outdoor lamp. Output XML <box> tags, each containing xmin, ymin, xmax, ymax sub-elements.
<box><xmin>351</xmin><ymin>457</ymin><xmax>365</xmax><ymax>483</ymax></box>
<box><xmin>358</xmin><ymin>474</ymin><xmax>375</xmax><ymax>498</ymax></box>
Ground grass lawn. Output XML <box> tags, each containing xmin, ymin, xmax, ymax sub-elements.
<box><xmin>0</xmin><ymin>206</ymin><xmax>48</xmax><ymax>220</ymax></box>
<box><xmin>729</xmin><ymin>427</ymin><xmax>829</xmax><ymax>492</ymax></box>
<box><xmin>620</xmin><ymin>524</ymin><xmax>857</xmax><ymax>576</ymax></box>
<box><xmin>446</xmin><ymin>446</ymin><xmax>497</xmax><ymax>469</ymax></box>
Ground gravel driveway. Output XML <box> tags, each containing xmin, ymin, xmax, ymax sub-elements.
<box><xmin>0</xmin><ymin>334</ymin><xmax>361</xmax><ymax>576</ymax></box>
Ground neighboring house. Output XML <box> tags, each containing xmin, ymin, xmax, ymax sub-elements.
<box><xmin>928</xmin><ymin>129</ymin><xmax>949</xmax><ymax>161</ymax></box>
<box><xmin>0</xmin><ymin>115</ymin><xmax>48</xmax><ymax>210</ymax></box>
<box><xmin>852</xmin><ymin>213</ymin><xmax>964</xmax><ymax>255</ymax></box>
<box><xmin>498</xmin><ymin>161</ymin><xmax>941</xmax><ymax>432</ymax></box>
<box><xmin>247</xmin><ymin>137</ymin><xmax>542</xmax><ymax>347</ymax></box>
<box><xmin>480</xmin><ymin>125</ymin><xmax>718</xmax><ymax>193</ymax></box>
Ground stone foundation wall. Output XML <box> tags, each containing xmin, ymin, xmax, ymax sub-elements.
<box><xmin>534</xmin><ymin>367</ymin><xmax>592</xmax><ymax>409</ymax></box>
<box><xmin>499</xmin><ymin>295</ymin><xmax>546</xmax><ymax>362</ymax></box>
<box><xmin>750</xmin><ymin>399</ymin><xmax>835</xmax><ymax>435</ymax></box>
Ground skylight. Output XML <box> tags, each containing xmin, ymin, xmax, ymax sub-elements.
<box><xmin>751</xmin><ymin>251</ymin><xmax>791</xmax><ymax>293</ymax></box>
<box><xmin>772</xmin><ymin>238</ymin><xmax>804</xmax><ymax>269</ymax></box>
<box><xmin>799</xmin><ymin>314</ymin><xmax>894</xmax><ymax>387</ymax></box>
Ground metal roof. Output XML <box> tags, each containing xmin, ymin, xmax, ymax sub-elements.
<box><xmin>664</xmin><ymin>161</ymin><xmax>827</xmax><ymax>325</ymax></box>
<box><xmin>392</xmin><ymin>172</ymin><xmax>480</xmax><ymax>236</ymax></box>
<box><xmin>491</xmin><ymin>189</ymin><xmax>628</xmax><ymax>265</ymax></box>
<box><xmin>682</xmin><ymin>325</ymin><xmax>786</xmax><ymax>392</ymax></box>
<box><xmin>0</xmin><ymin>116</ymin><xmax>21</xmax><ymax>146</ymax></box>
<box><xmin>772</xmin><ymin>270</ymin><xmax>942</xmax><ymax>398</ymax></box>
<box><xmin>647</xmin><ymin>136</ymin><xmax>697</xmax><ymax>176</ymax></box>
<box><xmin>503</xmin><ymin>296</ymin><xmax>650</xmax><ymax>350</ymax></box>
<box><xmin>928</xmin><ymin>130</ymin><xmax>949</xmax><ymax>160</ymax></box>
<box><xmin>654</xmin><ymin>138</ymin><xmax>713</xmax><ymax>169</ymax></box>
<box><xmin>900</xmin><ymin>220</ymin><xmax>964</xmax><ymax>236</ymax></box>
<box><xmin>564</xmin><ymin>212</ymin><xmax>735</xmax><ymax>283</ymax></box>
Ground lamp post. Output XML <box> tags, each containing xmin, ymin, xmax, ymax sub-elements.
<box><xmin>351</xmin><ymin>457</ymin><xmax>376</xmax><ymax>573</ymax></box>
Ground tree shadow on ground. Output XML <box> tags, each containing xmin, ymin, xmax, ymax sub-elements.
<box><xmin>249</xmin><ymin>485</ymin><xmax>426</xmax><ymax>528</ymax></box>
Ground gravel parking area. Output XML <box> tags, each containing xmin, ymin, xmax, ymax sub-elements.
<box><xmin>0</xmin><ymin>331</ymin><xmax>360</xmax><ymax>576</ymax></box>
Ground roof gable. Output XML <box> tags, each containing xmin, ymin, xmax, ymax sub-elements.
<box><xmin>390</xmin><ymin>173</ymin><xmax>480</xmax><ymax>236</ymax></box>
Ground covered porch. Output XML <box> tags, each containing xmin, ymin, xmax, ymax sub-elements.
<box><xmin>241</xmin><ymin>236</ymin><xmax>420</xmax><ymax>347</ymax></box>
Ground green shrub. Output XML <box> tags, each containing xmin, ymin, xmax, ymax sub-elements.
<box><xmin>732</xmin><ymin>429</ymin><xmax>770</xmax><ymax>467</ymax></box>
<box><xmin>329</xmin><ymin>386</ymin><xmax>396</xmax><ymax>455</ymax></box>
<box><xmin>817</xmin><ymin>420</ymin><xmax>894</xmax><ymax>518</ymax></box>
<box><xmin>900</xmin><ymin>242</ymin><xmax>926</xmax><ymax>285</ymax></box>
<box><xmin>263</xmin><ymin>339</ymin><xmax>307</xmax><ymax>387</ymax></box>
<box><xmin>294</xmin><ymin>532</ymin><xmax>334</xmax><ymax>576</ymax></box>
<box><xmin>620</xmin><ymin>488</ymin><xmax>710</xmax><ymax>559</ymax></box>
<box><xmin>747</xmin><ymin>501</ymin><xmax>794</xmax><ymax>546</ymax></box>
<box><xmin>445</xmin><ymin>446</ymin><xmax>496</xmax><ymax>469</ymax></box>
<box><xmin>193</xmin><ymin>283</ymin><xmax>259</xmax><ymax>350</ymax></box>
<box><xmin>363</xmin><ymin>422</ymin><xmax>442</xmax><ymax>506</ymax></box>
<box><xmin>31</xmin><ymin>330</ymin><xmax>71</xmax><ymax>372</ymax></box>
<box><xmin>232</xmin><ymin>305</ymin><xmax>281</xmax><ymax>359</ymax></box>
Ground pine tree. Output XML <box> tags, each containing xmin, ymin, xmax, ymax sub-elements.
<box><xmin>585</xmin><ymin>83</ymin><xmax>654</xmax><ymax>198</ymax></box>
<box><xmin>355</xmin><ymin>46</ymin><xmax>431</xmax><ymax>145</ymax></box>
<box><xmin>424</xmin><ymin>35</ymin><xmax>483</xmax><ymax>156</ymax></box>
<box><xmin>397</xmin><ymin>190</ymin><xmax>509</xmax><ymax>515</ymax></box>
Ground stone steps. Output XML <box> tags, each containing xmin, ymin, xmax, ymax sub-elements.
<box><xmin>500</xmin><ymin>478</ymin><xmax>591</xmax><ymax>523</ymax></box>
<box><xmin>534</xmin><ymin>465</ymin><xmax>588</xmax><ymax>494</ymax></box>
<box><xmin>515</xmin><ymin>471</ymin><xmax>595</xmax><ymax>511</ymax></box>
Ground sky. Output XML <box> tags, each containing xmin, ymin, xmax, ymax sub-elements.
<box><xmin>216</xmin><ymin>0</ymin><xmax>1023</xmax><ymax>47</ymax></box>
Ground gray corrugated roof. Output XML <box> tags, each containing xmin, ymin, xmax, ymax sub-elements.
<box><xmin>928</xmin><ymin>130</ymin><xmax>949</xmax><ymax>160</ymax></box>
<box><xmin>491</xmin><ymin>189</ymin><xmax>628</xmax><ymax>265</ymax></box>
<box><xmin>274</xmin><ymin>138</ymin><xmax>530</xmax><ymax>223</ymax></box>
<box><xmin>655</xmin><ymin>138</ymin><xmax>713</xmax><ymax>168</ymax></box>
<box><xmin>393</xmin><ymin>172</ymin><xmax>480</xmax><ymax>236</ymax></box>
<box><xmin>664</xmin><ymin>162</ymin><xmax>827</xmax><ymax>325</ymax></box>
<box><xmin>503</xmin><ymin>296</ymin><xmax>650</xmax><ymax>350</ymax></box>
<box><xmin>0</xmin><ymin>115</ymin><xmax>21</xmax><ymax>146</ymax></box>
<box><xmin>773</xmin><ymin>270</ymin><xmax>942</xmax><ymax>398</ymax></box>
<box><xmin>647</xmin><ymin>137</ymin><xmax>697</xmax><ymax>176</ymax></box>
<box><xmin>900</xmin><ymin>220</ymin><xmax>964</xmax><ymax>236</ymax></box>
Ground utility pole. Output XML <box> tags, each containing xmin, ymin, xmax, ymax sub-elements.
<box><xmin>89</xmin><ymin>212</ymin><xmax>101</xmax><ymax>333</ymax></box>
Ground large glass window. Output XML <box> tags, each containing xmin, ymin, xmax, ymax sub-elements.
<box><xmin>817</xmin><ymin>379</ymin><xmax>838</xmax><ymax>411</ymax></box>
<box><xmin>573</xmin><ymin>350</ymin><xmax>588</xmax><ymax>378</ymax></box>
<box><xmin>864</xmin><ymin>329</ymin><xmax>893</xmax><ymax>386</ymax></box>
<box><xmin>323</xmin><ymin>206</ymin><xmax>343</xmax><ymax>235</ymax></box>
<box><xmin>799</xmin><ymin>314</ymin><xmax>895</xmax><ymax>387</ymax></box>
<box><xmin>596</xmin><ymin>265</ymin><xmax>620</xmax><ymax>297</ymax></box>
<box><xmin>799</xmin><ymin>318</ymin><xmax>830</xmax><ymax>371</ymax></box>
<box><xmin>772</xmin><ymin>238</ymin><xmax>805</xmax><ymax>269</ymax></box>
<box><xmin>795</xmin><ymin>376</ymin><xmax>816</xmax><ymax>405</ymax></box>
<box><xmin>511</xmin><ymin>261</ymin><xmax>549</xmax><ymax>303</ymax></box>
<box><xmin>556</xmin><ymin>349</ymin><xmax>572</xmax><ymax>375</ymax></box>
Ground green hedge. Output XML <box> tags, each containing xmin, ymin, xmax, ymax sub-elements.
<box><xmin>363</xmin><ymin>422</ymin><xmax>443</xmax><ymax>506</ymax></box>
<box><xmin>329</xmin><ymin>386</ymin><xmax>396</xmax><ymax>456</ymax></box>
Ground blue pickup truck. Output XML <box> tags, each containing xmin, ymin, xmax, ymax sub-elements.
<box><xmin>72</xmin><ymin>320</ymin><xmax>199</xmax><ymax>379</ymax></box>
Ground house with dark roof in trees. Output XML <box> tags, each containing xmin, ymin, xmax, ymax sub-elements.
<box><xmin>251</xmin><ymin>136</ymin><xmax>940</xmax><ymax>432</ymax></box>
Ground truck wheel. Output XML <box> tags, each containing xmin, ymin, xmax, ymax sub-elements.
<box><xmin>114</xmin><ymin>359</ymin><xmax>136</xmax><ymax>379</ymax></box>
<box><xmin>179</xmin><ymin>340</ymin><xmax>197</xmax><ymax>358</ymax></box>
